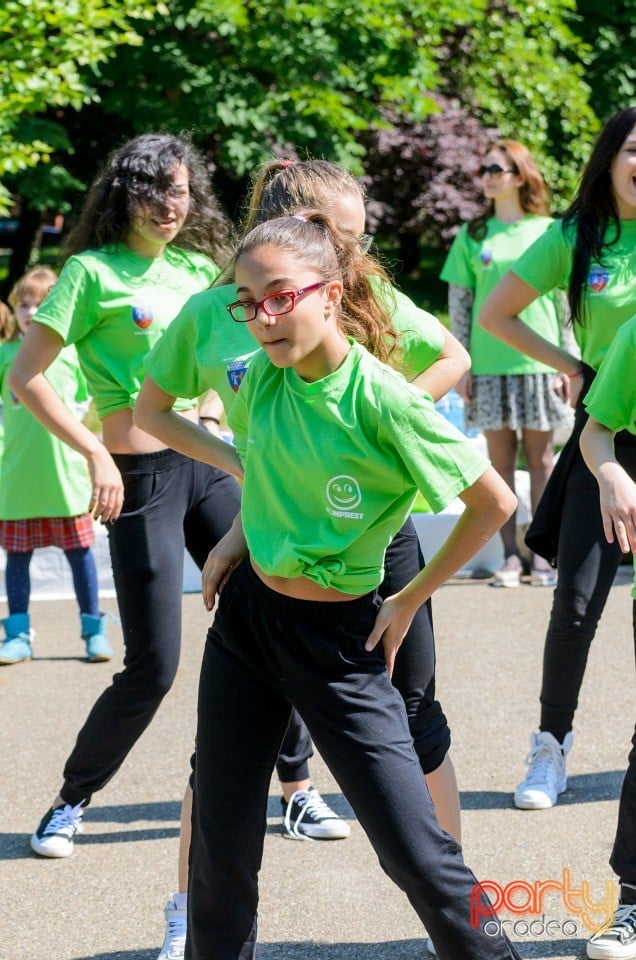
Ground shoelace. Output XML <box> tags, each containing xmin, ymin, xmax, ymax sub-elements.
<box><xmin>283</xmin><ymin>790</ymin><xmax>337</xmax><ymax>841</ymax></box>
<box><xmin>593</xmin><ymin>904</ymin><xmax>636</xmax><ymax>941</ymax></box>
<box><xmin>44</xmin><ymin>802</ymin><xmax>85</xmax><ymax>837</ymax></box>
<box><xmin>164</xmin><ymin>916</ymin><xmax>187</xmax><ymax>957</ymax></box>
<box><xmin>522</xmin><ymin>744</ymin><xmax>561</xmax><ymax>787</ymax></box>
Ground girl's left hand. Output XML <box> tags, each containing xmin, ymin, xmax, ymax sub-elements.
<box><xmin>365</xmin><ymin>595</ymin><xmax>416</xmax><ymax>677</ymax></box>
<box><xmin>201</xmin><ymin>518</ymin><xmax>248</xmax><ymax>611</ymax></box>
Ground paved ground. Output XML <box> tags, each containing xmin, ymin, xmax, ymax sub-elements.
<box><xmin>1</xmin><ymin>571</ymin><xmax>634</xmax><ymax>960</ymax></box>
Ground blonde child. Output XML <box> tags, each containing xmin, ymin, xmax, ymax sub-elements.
<box><xmin>0</xmin><ymin>268</ymin><xmax>110</xmax><ymax>664</ymax></box>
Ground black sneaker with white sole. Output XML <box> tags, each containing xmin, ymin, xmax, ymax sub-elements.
<box><xmin>587</xmin><ymin>904</ymin><xmax>636</xmax><ymax>959</ymax></box>
<box><xmin>30</xmin><ymin>802</ymin><xmax>84</xmax><ymax>858</ymax></box>
<box><xmin>281</xmin><ymin>787</ymin><xmax>351</xmax><ymax>840</ymax></box>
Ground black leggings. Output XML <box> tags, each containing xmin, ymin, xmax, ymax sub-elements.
<box><xmin>540</xmin><ymin>430</ymin><xmax>636</xmax><ymax>739</ymax></box>
<box><xmin>609</xmin><ymin>601</ymin><xmax>636</xmax><ymax>885</ymax></box>
<box><xmin>60</xmin><ymin>450</ymin><xmax>242</xmax><ymax>805</ymax></box>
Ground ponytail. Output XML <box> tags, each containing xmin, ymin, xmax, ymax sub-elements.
<box><xmin>234</xmin><ymin>211</ymin><xmax>398</xmax><ymax>364</ymax></box>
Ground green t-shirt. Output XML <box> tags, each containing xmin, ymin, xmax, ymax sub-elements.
<box><xmin>512</xmin><ymin>218</ymin><xmax>636</xmax><ymax>371</ymax></box>
<box><xmin>145</xmin><ymin>279</ymin><xmax>446</xmax><ymax>414</ymax></box>
<box><xmin>584</xmin><ymin>314</ymin><xmax>636</xmax><ymax>598</ymax></box>
<box><xmin>228</xmin><ymin>340</ymin><xmax>489</xmax><ymax>595</ymax></box>
<box><xmin>0</xmin><ymin>339</ymin><xmax>92</xmax><ymax>520</ymax></box>
<box><xmin>34</xmin><ymin>243</ymin><xmax>219</xmax><ymax>419</ymax></box>
<box><xmin>440</xmin><ymin>216</ymin><xmax>559</xmax><ymax>375</ymax></box>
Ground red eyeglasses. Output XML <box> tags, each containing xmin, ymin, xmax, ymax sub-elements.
<box><xmin>226</xmin><ymin>281</ymin><xmax>328</xmax><ymax>323</ymax></box>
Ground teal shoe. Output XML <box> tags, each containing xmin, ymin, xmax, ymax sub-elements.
<box><xmin>0</xmin><ymin>613</ymin><xmax>34</xmax><ymax>665</ymax></box>
<box><xmin>80</xmin><ymin>613</ymin><xmax>113</xmax><ymax>662</ymax></box>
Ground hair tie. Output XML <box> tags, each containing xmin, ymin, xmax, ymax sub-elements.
<box><xmin>281</xmin><ymin>160</ymin><xmax>295</xmax><ymax>169</ymax></box>
<box><xmin>292</xmin><ymin>214</ymin><xmax>308</xmax><ymax>222</ymax></box>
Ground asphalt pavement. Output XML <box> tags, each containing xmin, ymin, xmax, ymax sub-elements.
<box><xmin>1</xmin><ymin>569</ymin><xmax>634</xmax><ymax>960</ymax></box>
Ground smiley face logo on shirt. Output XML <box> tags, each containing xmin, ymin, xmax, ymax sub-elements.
<box><xmin>326</xmin><ymin>475</ymin><xmax>362</xmax><ymax>511</ymax></box>
<box><xmin>588</xmin><ymin>268</ymin><xmax>610</xmax><ymax>293</ymax></box>
<box><xmin>9</xmin><ymin>390</ymin><xmax>20</xmax><ymax>405</ymax></box>
<box><xmin>480</xmin><ymin>249</ymin><xmax>493</xmax><ymax>267</ymax></box>
<box><xmin>132</xmin><ymin>303</ymin><xmax>154</xmax><ymax>329</ymax></box>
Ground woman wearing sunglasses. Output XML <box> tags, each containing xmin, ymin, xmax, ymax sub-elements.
<box><xmin>441</xmin><ymin>141</ymin><xmax>572</xmax><ymax>588</ymax></box>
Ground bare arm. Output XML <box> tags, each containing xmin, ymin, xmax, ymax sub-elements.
<box><xmin>409</xmin><ymin>323</ymin><xmax>471</xmax><ymax>401</ymax></box>
<box><xmin>365</xmin><ymin>466</ymin><xmax>516</xmax><ymax>674</ymax></box>
<box><xmin>580</xmin><ymin>417</ymin><xmax>636</xmax><ymax>554</ymax></box>
<box><xmin>8</xmin><ymin>323</ymin><xmax>123</xmax><ymax>521</ymax></box>
<box><xmin>134</xmin><ymin>376</ymin><xmax>244</xmax><ymax>482</ymax></box>
<box><xmin>479</xmin><ymin>272</ymin><xmax>582</xmax><ymax>376</ymax></box>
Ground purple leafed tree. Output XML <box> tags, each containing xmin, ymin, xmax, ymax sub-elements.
<box><xmin>362</xmin><ymin>95</ymin><xmax>499</xmax><ymax>270</ymax></box>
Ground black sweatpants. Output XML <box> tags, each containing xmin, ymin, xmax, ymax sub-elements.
<box><xmin>187</xmin><ymin>560</ymin><xmax>522</xmax><ymax>960</ymax></box>
<box><xmin>59</xmin><ymin>450</ymin><xmax>308</xmax><ymax>806</ymax></box>
<box><xmin>540</xmin><ymin>430</ymin><xmax>636</xmax><ymax>738</ymax></box>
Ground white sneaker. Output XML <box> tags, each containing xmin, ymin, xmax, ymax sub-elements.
<box><xmin>514</xmin><ymin>731</ymin><xmax>573</xmax><ymax>809</ymax></box>
<box><xmin>587</xmin><ymin>903</ymin><xmax>636</xmax><ymax>959</ymax></box>
<box><xmin>30</xmin><ymin>802</ymin><xmax>84</xmax><ymax>857</ymax></box>
<box><xmin>281</xmin><ymin>788</ymin><xmax>351</xmax><ymax>840</ymax></box>
<box><xmin>158</xmin><ymin>898</ymin><xmax>187</xmax><ymax>960</ymax></box>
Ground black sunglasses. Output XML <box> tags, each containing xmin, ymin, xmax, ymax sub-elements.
<box><xmin>477</xmin><ymin>163</ymin><xmax>517</xmax><ymax>177</ymax></box>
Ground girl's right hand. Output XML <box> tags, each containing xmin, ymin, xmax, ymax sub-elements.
<box><xmin>87</xmin><ymin>446</ymin><xmax>125</xmax><ymax>523</ymax></box>
<box><xmin>455</xmin><ymin>372</ymin><xmax>473</xmax><ymax>403</ymax></box>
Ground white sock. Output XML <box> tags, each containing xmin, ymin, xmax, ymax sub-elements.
<box><xmin>173</xmin><ymin>892</ymin><xmax>187</xmax><ymax>911</ymax></box>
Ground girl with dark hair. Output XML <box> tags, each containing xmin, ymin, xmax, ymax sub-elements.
<box><xmin>178</xmin><ymin>209</ymin><xmax>520</xmax><ymax>960</ymax></box>
<box><xmin>7</xmin><ymin>132</ymin><xmax>246</xmax><ymax>862</ymax></box>
<box><xmin>136</xmin><ymin>156</ymin><xmax>471</xmax><ymax>958</ymax></box>
<box><xmin>479</xmin><ymin>107</ymin><xmax>636</xmax><ymax>811</ymax></box>
<box><xmin>441</xmin><ymin>140</ymin><xmax>572</xmax><ymax>588</ymax></box>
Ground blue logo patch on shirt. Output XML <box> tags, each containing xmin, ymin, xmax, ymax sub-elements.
<box><xmin>227</xmin><ymin>359</ymin><xmax>248</xmax><ymax>393</ymax></box>
<box><xmin>132</xmin><ymin>304</ymin><xmax>154</xmax><ymax>329</ymax></box>
<box><xmin>480</xmin><ymin>249</ymin><xmax>493</xmax><ymax>267</ymax></box>
<box><xmin>588</xmin><ymin>268</ymin><xmax>609</xmax><ymax>293</ymax></box>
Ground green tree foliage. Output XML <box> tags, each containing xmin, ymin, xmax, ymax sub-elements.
<box><xmin>2</xmin><ymin>0</ymin><xmax>604</xmax><ymax>258</ymax></box>
<box><xmin>0</xmin><ymin>0</ymin><xmax>152</xmax><ymax>212</ymax></box>
<box><xmin>436</xmin><ymin>0</ymin><xmax>598</xmax><ymax>204</ymax></box>
<box><xmin>571</xmin><ymin>0</ymin><xmax>635</xmax><ymax>120</ymax></box>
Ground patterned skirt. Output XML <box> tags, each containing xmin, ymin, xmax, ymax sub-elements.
<box><xmin>0</xmin><ymin>514</ymin><xmax>95</xmax><ymax>552</ymax></box>
<box><xmin>465</xmin><ymin>373</ymin><xmax>574</xmax><ymax>433</ymax></box>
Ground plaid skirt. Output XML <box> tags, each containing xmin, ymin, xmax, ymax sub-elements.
<box><xmin>0</xmin><ymin>514</ymin><xmax>95</xmax><ymax>552</ymax></box>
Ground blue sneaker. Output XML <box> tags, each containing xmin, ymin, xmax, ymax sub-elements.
<box><xmin>0</xmin><ymin>613</ymin><xmax>34</xmax><ymax>665</ymax></box>
<box><xmin>80</xmin><ymin>612</ymin><xmax>113</xmax><ymax>662</ymax></box>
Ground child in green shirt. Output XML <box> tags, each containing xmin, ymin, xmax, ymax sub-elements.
<box><xmin>183</xmin><ymin>209</ymin><xmax>520</xmax><ymax>959</ymax></box>
<box><xmin>7</xmin><ymin>136</ymin><xmax>244</xmax><ymax>887</ymax></box>
<box><xmin>0</xmin><ymin>268</ymin><xmax>109</xmax><ymax>664</ymax></box>
<box><xmin>580</xmin><ymin>313</ymin><xmax>636</xmax><ymax>960</ymax></box>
